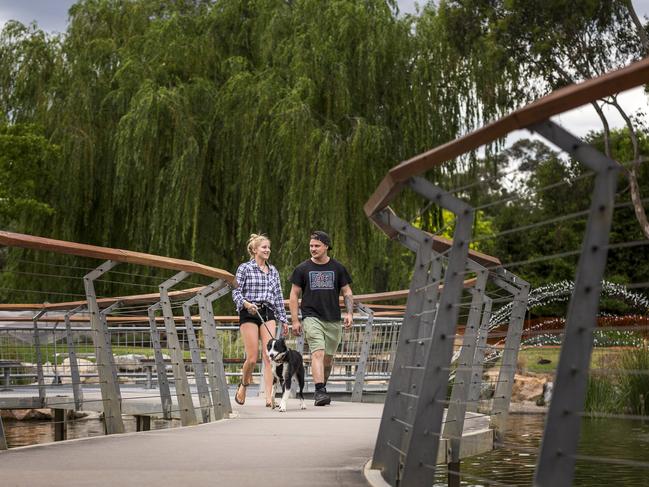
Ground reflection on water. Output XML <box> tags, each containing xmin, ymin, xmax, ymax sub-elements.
<box><xmin>4</xmin><ymin>415</ymin><xmax>181</xmax><ymax>448</ymax></box>
<box><xmin>434</xmin><ymin>414</ymin><xmax>649</xmax><ymax>486</ymax></box>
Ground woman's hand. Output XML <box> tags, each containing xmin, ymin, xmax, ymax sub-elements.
<box><xmin>282</xmin><ymin>322</ymin><xmax>289</xmax><ymax>336</ymax></box>
<box><xmin>244</xmin><ymin>301</ymin><xmax>258</xmax><ymax>314</ymax></box>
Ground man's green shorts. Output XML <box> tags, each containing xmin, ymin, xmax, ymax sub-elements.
<box><xmin>302</xmin><ymin>316</ymin><xmax>342</xmax><ymax>355</ymax></box>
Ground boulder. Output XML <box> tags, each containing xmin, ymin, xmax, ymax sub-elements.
<box><xmin>58</xmin><ymin>358</ymin><xmax>97</xmax><ymax>384</ymax></box>
<box><xmin>113</xmin><ymin>354</ymin><xmax>147</xmax><ymax>372</ymax></box>
<box><xmin>511</xmin><ymin>373</ymin><xmax>553</xmax><ymax>403</ymax></box>
<box><xmin>12</xmin><ymin>409</ymin><xmax>53</xmax><ymax>421</ymax></box>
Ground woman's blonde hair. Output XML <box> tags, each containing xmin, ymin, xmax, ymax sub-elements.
<box><xmin>247</xmin><ymin>233</ymin><xmax>270</xmax><ymax>258</ymax></box>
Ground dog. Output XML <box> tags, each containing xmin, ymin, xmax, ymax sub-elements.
<box><xmin>266</xmin><ymin>337</ymin><xmax>306</xmax><ymax>412</ymax></box>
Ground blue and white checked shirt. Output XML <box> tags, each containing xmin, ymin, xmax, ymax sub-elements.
<box><xmin>231</xmin><ymin>260</ymin><xmax>288</xmax><ymax>323</ymax></box>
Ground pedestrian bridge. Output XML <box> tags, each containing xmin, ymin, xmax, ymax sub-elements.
<box><xmin>0</xmin><ymin>388</ymin><xmax>492</xmax><ymax>487</ymax></box>
<box><xmin>2</xmin><ymin>56</ymin><xmax>649</xmax><ymax>487</ymax></box>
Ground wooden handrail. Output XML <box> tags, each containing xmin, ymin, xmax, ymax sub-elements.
<box><xmin>0</xmin><ymin>287</ymin><xmax>207</xmax><ymax>311</ymax></box>
<box><xmin>0</xmin><ymin>280</ymin><xmax>478</xmax><ymax>313</ymax></box>
<box><xmin>365</xmin><ymin>57</ymin><xmax>649</xmax><ymax>218</ymax></box>
<box><xmin>0</xmin><ymin>230</ymin><xmax>235</xmax><ymax>285</ymax></box>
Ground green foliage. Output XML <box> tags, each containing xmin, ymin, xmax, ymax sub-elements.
<box><xmin>1</xmin><ymin>0</ymin><xmax>512</xmax><ymax>305</ymax></box>
<box><xmin>618</xmin><ymin>346</ymin><xmax>649</xmax><ymax>415</ymax></box>
<box><xmin>585</xmin><ymin>374</ymin><xmax>620</xmax><ymax>414</ymax></box>
<box><xmin>0</xmin><ymin>123</ymin><xmax>58</xmax><ymax>228</ymax></box>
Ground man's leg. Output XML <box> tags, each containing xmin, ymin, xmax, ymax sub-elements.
<box><xmin>323</xmin><ymin>354</ymin><xmax>333</xmax><ymax>384</ymax></box>
<box><xmin>311</xmin><ymin>349</ymin><xmax>326</xmax><ymax>384</ymax></box>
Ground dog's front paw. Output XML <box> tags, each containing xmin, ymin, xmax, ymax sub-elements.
<box><xmin>278</xmin><ymin>401</ymin><xmax>287</xmax><ymax>412</ymax></box>
<box><xmin>300</xmin><ymin>403</ymin><xmax>307</xmax><ymax>410</ymax></box>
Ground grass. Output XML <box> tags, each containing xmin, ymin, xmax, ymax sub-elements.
<box><xmin>495</xmin><ymin>347</ymin><xmax>629</xmax><ymax>375</ymax></box>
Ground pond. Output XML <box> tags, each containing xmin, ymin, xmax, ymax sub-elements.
<box><xmin>3</xmin><ymin>414</ymin><xmax>181</xmax><ymax>448</ymax></box>
<box><xmin>433</xmin><ymin>413</ymin><xmax>649</xmax><ymax>486</ymax></box>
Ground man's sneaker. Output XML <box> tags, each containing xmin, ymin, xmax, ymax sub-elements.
<box><xmin>314</xmin><ymin>388</ymin><xmax>331</xmax><ymax>406</ymax></box>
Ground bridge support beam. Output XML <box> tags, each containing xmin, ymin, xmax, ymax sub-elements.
<box><xmin>147</xmin><ymin>303</ymin><xmax>173</xmax><ymax>419</ymax></box>
<box><xmin>159</xmin><ymin>271</ymin><xmax>198</xmax><ymax>426</ymax></box>
<box><xmin>64</xmin><ymin>306</ymin><xmax>86</xmax><ymax>411</ymax></box>
<box><xmin>84</xmin><ymin>260</ymin><xmax>124</xmax><ymax>434</ymax></box>
<box><xmin>532</xmin><ymin>121</ymin><xmax>620</xmax><ymax>487</ymax></box>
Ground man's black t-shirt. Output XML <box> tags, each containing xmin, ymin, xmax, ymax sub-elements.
<box><xmin>290</xmin><ymin>258</ymin><xmax>352</xmax><ymax>321</ymax></box>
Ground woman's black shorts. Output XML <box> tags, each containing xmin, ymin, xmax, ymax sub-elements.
<box><xmin>239</xmin><ymin>303</ymin><xmax>276</xmax><ymax>326</ymax></box>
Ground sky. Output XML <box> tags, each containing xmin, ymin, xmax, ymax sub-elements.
<box><xmin>0</xmin><ymin>0</ymin><xmax>648</xmax><ymax>145</ymax></box>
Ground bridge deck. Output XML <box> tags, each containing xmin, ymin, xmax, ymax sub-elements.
<box><xmin>1</xmin><ymin>392</ymin><xmax>492</xmax><ymax>486</ymax></box>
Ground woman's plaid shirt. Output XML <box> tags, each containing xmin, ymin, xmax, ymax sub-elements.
<box><xmin>231</xmin><ymin>259</ymin><xmax>288</xmax><ymax>323</ymax></box>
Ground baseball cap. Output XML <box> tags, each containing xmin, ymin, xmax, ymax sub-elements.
<box><xmin>310</xmin><ymin>230</ymin><xmax>332</xmax><ymax>249</ymax></box>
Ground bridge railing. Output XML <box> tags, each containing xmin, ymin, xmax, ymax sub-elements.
<box><xmin>365</xmin><ymin>57</ymin><xmax>649</xmax><ymax>486</ymax></box>
<box><xmin>0</xmin><ymin>230</ymin><xmax>236</xmax><ymax>439</ymax></box>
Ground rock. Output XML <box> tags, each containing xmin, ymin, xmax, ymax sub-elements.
<box><xmin>0</xmin><ymin>409</ymin><xmax>17</xmax><ymax>420</ymax></box>
<box><xmin>113</xmin><ymin>354</ymin><xmax>147</xmax><ymax>372</ymax></box>
<box><xmin>57</xmin><ymin>358</ymin><xmax>98</xmax><ymax>383</ymax></box>
<box><xmin>12</xmin><ymin>408</ymin><xmax>53</xmax><ymax>421</ymax></box>
<box><xmin>511</xmin><ymin>373</ymin><xmax>553</xmax><ymax>403</ymax></box>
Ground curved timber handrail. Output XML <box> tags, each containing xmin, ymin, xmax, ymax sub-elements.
<box><xmin>0</xmin><ymin>230</ymin><xmax>235</xmax><ymax>285</ymax></box>
<box><xmin>365</xmin><ymin>56</ymin><xmax>649</xmax><ymax>219</ymax></box>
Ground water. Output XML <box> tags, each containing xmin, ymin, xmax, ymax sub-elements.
<box><xmin>433</xmin><ymin>414</ymin><xmax>649</xmax><ymax>486</ymax></box>
<box><xmin>4</xmin><ymin>415</ymin><xmax>181</xmax><ymax>448</ymax></box>
<box><xmin>6</xmin><ymin>412</ymin><xmax>648</xmax><ymax>485</ymax></box>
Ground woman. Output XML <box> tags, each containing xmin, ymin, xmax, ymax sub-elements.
<box><xmin>232</xmin><ymin>233</ymin><xmax>289</xmax><ymax>406</ymax></box>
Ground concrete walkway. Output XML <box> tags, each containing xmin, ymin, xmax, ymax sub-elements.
<box><xmin>1</xmin><ymin>396</ymin><xmax>381</xmax><ymax>487</ymax></box>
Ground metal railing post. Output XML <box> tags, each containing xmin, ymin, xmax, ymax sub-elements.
<box><xmin>32</xmin><ymin>309</ymin><xmax>47</xmax><ymax>407</ymax></box>
<box><xmin>352</xmin><ymin>303</ymin><xmax>374</xmax><ymax>402</ymax></box>
<box><xmin>443</xmin><ymin>263</ymin><xmax>488</xmax><ymax>481</ymax></box>
<box><xmin>64</xmin><ymin>305</ymin><xmax>86</xmax><ymax>411</ymax></box>
<box><xmin>197</xmin><ymin>284</ymin><xmax>232</xmax><ymax>420</ymax></box>
<box><xmin>371</xmin><ymin>210</ymin><xmax>436</xmax><ymax>486</ymax></box>
<box><xmin>147</xmin><ymin>303</ymin><xmax>172</xmax><ymax>419</ymax></box>
<box><xmin>159</xmin><ymin>271</ymin><xmax>197</xmax><ymax>426</ymax></box>
<box><xmin>182</xmin><ymin>298</ymin><xmax>213</xmax><ymax>424</ymax></box>
<box><xmin>490</xmin><ymin>269</ymin><xmax>529</xmax><ymax>437</ymax></box>
<box><xmin>466</xmin><ymin>296</ymin><xmax>493</xmax><ymax>413</ymax></box>
<box><xmin>204</xmin><ymin>287</ymin><xmax>233</xmax><ymax>418</ymax></box>
<box><xmin>532</xmin><ymin>121</ymin><xmax>620</xmax><ymax>487</ymax></box>
<box><xmin>99</xmin><ymin>301</ymin><xmax>123</xmax><ymax>403</ymax></box>
<box><xmin>83</xmin><ymin>260</ymin><xmax>124</xmax><ymax>434</ymax></box>
<box><xmin>399</xmin><ymin>177</ymin><xmax>475</xmax><ymax>486</ymax></box>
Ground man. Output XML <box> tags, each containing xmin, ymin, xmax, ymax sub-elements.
<box><xmin>289</xmin><ymin>231</ymin><xmax>353</xmax><ymax>406</ymax></box>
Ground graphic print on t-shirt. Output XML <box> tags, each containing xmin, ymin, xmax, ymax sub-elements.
<box><xmin>309</xmin><ymin>271</ymin><xmax>335</xmax><ymax>290</ymax></box>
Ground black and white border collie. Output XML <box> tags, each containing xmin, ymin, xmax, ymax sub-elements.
<box><xmin>266</xmin><ymin>337</ymin><xmax>306</xmax><ymax>411</ymax></box>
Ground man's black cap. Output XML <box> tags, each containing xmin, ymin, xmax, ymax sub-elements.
<box><xmin>310</xmin><ymin>230</ymin><xmax>332</xmax><ymax>249</ymax></box>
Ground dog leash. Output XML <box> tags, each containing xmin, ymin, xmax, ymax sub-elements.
<box><xmin>256</xmin><ymin>309</ymin><xmax>278</xmax><ymax>339</ymax></box>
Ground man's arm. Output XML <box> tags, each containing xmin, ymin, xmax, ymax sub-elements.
<box><xmin>289</xmin><ymin>284</ymin><xmax>303</xmax><ymax>335</ymax></box>
<box><xmin>342</xmin><ymin>284</ymin><xmax>354</xmax><ymax>329</ymax></box>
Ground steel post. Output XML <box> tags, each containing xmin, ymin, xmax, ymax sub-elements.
<box><xmin>159</xmin><ymin>271</ymin><xmax>197</xmax><ymax>426</ymax></box>
<box><xmin>83</xmin><ymin>260</ymin><xmax>124</xmax><ymax>434</ymax></box>
<box><xmin>182</xmin><ymin>300</ymin><xmax>213</xmax><ymax>423</ymax></box>
<box><xmin>32</xmin><ymin>309</ymin><xmax>47</xmax><ymax>406</ymax></box>
<box><xmin>204</xmin><ymin>287</ymin><xmax>233</xmax><ymax>417</ymax></box>
<box><xmin>490</xmin><ymin>270</ymin><xmax>529</xmax><ymax>437</ymax></box>
<box><xmin>184</xmin><ymin>280</ymin><xmax>231</xmax><ymax>421</ymax></box>
<box><xmin>532</xmin><ymin>121</ymin><xmax>620</xmax><ymax>487</ymax></box>
<box><xmin>352</xmin><ymin>303</ymin><xmax>374</xmax><ymax>402</ymax></box>
<box><xmin>64</xmin><ymin>305</ymin><xmax>86</xmax><ymax>411</ymax></box>
<box><xmin>399</xmin><ymin>177</ymin><xmax>475</xmax><ymax>486</ymax></box>
<box><xmin>466</xmin><ymin>296</ymin><xmax>493</xmax><ymax>413</ymax></box>
<box><xmin>443</xmin><ymin>264</ymin><xmax>488</xmax><ymax>466</ymax></box>
<box><xmin>147</xmin><ymin>303</ymin><xmax>172</xmax><ymax>419</ymax></box>
<box><xmin>100</xmin><ymin>301</ymin><xmax>123</xmax><ymax>402</ymax></box>
<box><xmin>371</xmin><ymin>210</ymin><xmax>435</xmax><ymax>485</ymax></box>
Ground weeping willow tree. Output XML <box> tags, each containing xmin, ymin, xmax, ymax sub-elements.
<box><xmin>0</xmin><ymin>0</ymin><xmax>516</xmax><ymax>305</ymax></box>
